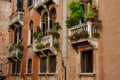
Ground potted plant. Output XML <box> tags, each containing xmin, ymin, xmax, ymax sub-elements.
<box><xmin>52</xmin><ymin>31</ymin><xmax>60</xmax><ymax>38</ymax></box>
<box><xmin>89</xmin><ymin>5</ymin><xmax>97</xmax><ymax>13</ymax></box>
<box><xmin>45</xmin><ymin>42</ymin><xmax>50</xmax><ymax>48</ymax></box>
<box><xmin>92</xmin><ymin>32</ymin><xmax>100</xmax><ymax>38</ymax></box>
<box><xmin>84</xmin><ymin>11</ymin><xmax>95</xmax><ymax>22</ymax></box>
<box><xmin>83</xmin><ymin>0</ymin><xmax>91</xmax><ymax>3</ymax></box>
<box><xmin>79</xmin><ymin>31</ymin><xmax>89</xmax><ymax>38</ymax></box>
<box><xmin>36</xmin><ymin>43</ymin><xmax>45</xmax><ymax>49</ymax></box>
<box><xmin>47</xmin><ymin>30</ymin><xmax>52</xmax><ymax>35</ymax></box>
<box><xmin>68</xmin><ymin>32</ymin><xmax>80</xmax><ymax>41</ymax></box>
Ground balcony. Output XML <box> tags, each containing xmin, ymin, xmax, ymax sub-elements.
<box><xmin>9</xmin><ymin>11</ymin><xmax>24</xmax><ymax>27</ymax></box>
<box><xmin>69</xmin><ymin>22</ymin><xmax>99</xmax><ymax>49</ymax></box>
<box><xmin>33</xmin><ymin>35</ymin><xmax>57</xmax><ymax>56</ymax></box>
<box><xmin>34</xmin><ymin>0</ymin><xmax>58</xmax><ymax>13</ymax></box>
<box><xmin>7</xmin><ymin>48</ymin><xmax>22</xmax><ymax>62</ymax></box>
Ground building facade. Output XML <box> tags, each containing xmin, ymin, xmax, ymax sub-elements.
<box><xmin>0</xmin><ymin>0</ymin><xmax>11</xmax><ymax>79</ymax></box>
<box><xmin>6</xmin><ymin>0</ymin><xmax>120</xmax><ymax>80</ymax></box>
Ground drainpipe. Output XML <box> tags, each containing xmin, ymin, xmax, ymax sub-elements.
<box><xmin>62</xmin><ymin>0</ymin><xmax>68</xmax><ymax>80</ymax></box>
<box><xmin>62</xmin><ymin>60</ymin><xmax>66</xmax><ymax>80</ymax></box>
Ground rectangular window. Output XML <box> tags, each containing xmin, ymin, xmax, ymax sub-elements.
<box><xmin>16</xmin><ymin>61</ymin><xmax>21</xmax><ymax>73</ymax></box>
<box><xmin>81</xmin><ymin>50</ymin><xmax>93</xmax><ymax>73</ymax></box>
<box><xmin>17</xmin><ymin>0</ymin><xmax>23</xmax><ymax>11</ymax></box>
<box><xmin>40</xmin><ymin>57</ymin><xmax>47</xmax><ymax>73</ymax></box>
<box><xmin>27</xmin><ymin>59</ymin><xmax>32</xmax><ymax>73</ymax></box>
<box><xmin>12</xmin><ymin>61</ymin><xmax>16</xmax><ymax>73</ymax></box>
<box><xmin>28</xmin><ymin>0</ymin><xmax>33</xmax><ymax>7</ymax></box>
<box><xmin>11</xmin><ymin>60</ymin><xmax>21</xmax><ymax>74</ymax></box>
<box><xmin>49</xmin><ymin>56</ymin><xmax>56</xmax><ymax>73</ymax></box>
<box><xmin>30</xmin><ymin>30</ymin><xmax>33</xmax><ymax>44</ymax></box>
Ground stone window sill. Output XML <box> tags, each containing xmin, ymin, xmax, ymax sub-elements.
<box><xmin>78</xmin><ymin>73</ymin><xmax>95</xmax><ymax>76</ymax></box>
<box><xmin>25</xmin><ymin>73</ymin><xmax>32</xmax><ymax>76</ymax></box>
<box><xmin>38</xmin><ymin>73</ymin><xmax>57</xmax><ymax>76</ymax></box>
<box><xmin>10</xmin><ymin>73</ymin><xmax>20</xmax><ymax>76</ymax></box>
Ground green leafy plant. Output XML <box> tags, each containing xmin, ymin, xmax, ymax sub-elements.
<box><xmin>8</xmin><ymin>44</ymin><xmax>15</xmax><ymax>52</ymax></box>
<box><xmin>92</xmin><ymin>32</ymin><xmax>100</xmax><ymax>38</ymax></box>
<box><xmin>54</xmin><ymin>22</ymin><xmax>61</xmax><ymax>31</ymax></box>
<box><xmin>37</xmin><ymin>33</ymin><xmax>43</xmax><ymax>42</ymax></box>
<box><xmin>84</xmin><ymin>11</ymin><xmax>95</xmax><ymax>20</ymax></box>
<box><xmin>45</xmin><ymin>42</ymin><xmax>50</xmax><ymax>48</ymax></box>
<box><xmin>66</xmin><ymin>17</ymin><xmax>78</xmax><ymax>28</ymax></box>
<box><xmin>52</xmin><ymin>31</ymin><xmax>60</xmax><ymax>38</ymax></box>
<box><xmin>79</xmin><ymin>31</ymin><xmax>89</xmax><ymax>38</ymax></box>
<box><xmin>68</xmin><ymin>32</ymin><xmax>80</xmax><ymax>41</ymax></box>
<box><xmin>66</xmin><ymin>1</ymin><xmax>84</xmax><ymax>28</ymax></box>
<box><xmin>53</xmin><ymin>41</ymin><xmax>60</xmax><ymax>51</ymax></box>
<box><xmin>18</xmin><ymin>52</ymin><xmax>23</xmax><ymax>60</ymax></box>
<box><xmin>14</xmin><ymin>43</ymin><xmax>24</xmax><ymax>51</ymax></box>
<box><xmin>36</xmin><ymin>43</ymin><xmax>45</xmax><ymax>49</ymax></box>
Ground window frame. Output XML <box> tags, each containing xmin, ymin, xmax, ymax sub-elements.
<box><xmin>11</xmin><ymin>60</ymin><xmax>21</xmax><ymax>74</ymax></box>
<box><xmin>39</xmin><ymin>55</ymin><xmax>57</xmax><ymax>74</ymax></box>
<box><xmin>81</xmin><ymin>50</ymin><xmax>93</xmax><ymax>73</ymax></box>
<box><xmin>27</xmin><ymin>59</ymin><xmax>33</xmax><ymax>74</ymax></box>
<box><xmin>28</xmin><ymin>20</ymin><xmax>34</xmax><ymax>45</ymax></box>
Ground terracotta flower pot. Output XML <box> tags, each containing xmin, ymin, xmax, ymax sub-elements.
<box><xmin>83</xmin><ymin>0</ymin><xmax>91</xmax><ymax>3</ymax></box>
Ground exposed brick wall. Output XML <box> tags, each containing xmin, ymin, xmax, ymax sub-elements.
<box><xmin>0</xmin><ymin>0</ymin><xmax>11</xmax><ymax>77</ymax></box>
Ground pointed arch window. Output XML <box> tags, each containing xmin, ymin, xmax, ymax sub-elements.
<box><xmin>49</xmin><ymin>8</ymin><xmax>56</xmax><ymax>31</ymax></box>
<box><xmin>42</xmin><ymin>12</ymin><xmax>48</xmax><ymax>36</ymax></box>
<box><xmin>28</xmin><ymin>20</ymin><xmax>33</xmax><ymax>45</ymax></box>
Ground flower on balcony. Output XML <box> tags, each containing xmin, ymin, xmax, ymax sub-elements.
<box><xmin>36</xmin><ymin>43</ymin><xmax>45</xmax><ymax>49</ymax></box>
<box><xmin>92</xmin><ymin>32</ymin><xmax>100</xmax><ymax>38</ymax></box>
<box><xmin>68</xmin><ymin>32</ymin><xmax>80</xmax><ymax>41</ymax></box>
<box><xmin>79</xmin><ymin>31</ymin><xmax>89</xmax><ymax>38</ymax></box>
<box><xmin>45</xmin><ymin>42</ymin><xmax>50</xmax><ymax>48</ymax></box>
<box><xmin>69</xmin><ymin>31</ymin><xmax>89</xmax><ymax>41</ymax></box>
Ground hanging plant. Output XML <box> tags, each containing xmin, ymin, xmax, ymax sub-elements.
<box><xmin>66</xmin><ymin>1</ymin><xmax>84</xmax><ymax>28</ymax></box>
<box><xmin>18</xmin><ymin>52</ymin><xmax>23</xmax><ymax>60</ymax></box>
<box><xmin>52</xmin><ymin>31</ymin><xmax>60</xmax><ymax>38</ymax></box>
<box><xmin>8</xmin><ymin>44</ymin><xmax>15</xmax><ymax>52</ymax></box>
<box><xmin>53</xmin><ymin>41</ymin><xmax>60</xmax><ymax>51</ymax></box>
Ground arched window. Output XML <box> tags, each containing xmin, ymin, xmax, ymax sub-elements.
<box><xmin>49</xmin><ymin>8</ymin><xmax>56</xmax><ymax>30</ymax></box>
<box><xmin>28</xmin><ymin>20</ymin><xmax>33</xmax><ymax>45</ymax></box>
<box><xmin>42</xmin><ymin>12</ymin><xmax>48</xmax><ymax>36</ymax></box>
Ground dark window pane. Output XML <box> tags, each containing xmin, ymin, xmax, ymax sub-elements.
<box><xmin>49</xmin><ymin>56</ymin><xmax>56</xmax><ymax>73</ymax></box>
<box><xmin>40</xmin><ymin>57</ymin><xmax>47</xmax><ymax>73</ymax></box>
<box><xmin>28</xmin><ymin>0</ymin><xmax>33</xmax><ymax>7</ymax></box>
<box><xmin>16</xmin><ymin>60</ymin><xmax>21</xmax><ymax>73</ymax></box>
<box><xmin>29</xmin><ymin>21</ymin><xmax>33</xmax><ymax>44</ymax></box>
<box><xmin>12</xmin><ymin>61</ymin><xmax>16</xmax><ymax>73</ymax></box>
<box><xmin>14</xmin><ymin>29</ymin><xmax>17</xmax><ymax>43</ymax></box>
<box><xmin>17</xmin><ymin>0</ymin><xmax>23</xmax><ymax>10</ymax></box>
<box><xmin>42</xmin><ymin>23</ymin><xmax>46</xmax><ymax>36</ymax></box>
<box><xmin>28</xmin><ymin>59</ymin><xmax>32</xmax><ymax>73</ymax></box>
<box><xmin>81</xmin><ymin>50</ymin><xmax>93</xmax><ymax>73</ymax></box>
